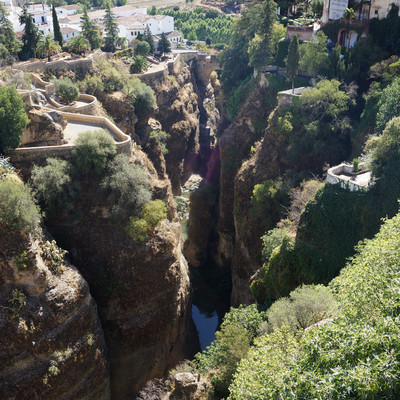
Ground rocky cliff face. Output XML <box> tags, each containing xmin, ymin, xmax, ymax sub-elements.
<box><xmin>0</xmin><ymin>228</ymin><xmax>110</xmax><ymax>400</ymax></box>
<box><xmin>46</xmin><ymin>146</ymin><xmax>194</xmax><ymax>399</ymax></box>
<box><xmin>146</xmin><ymin>60</ymin><xmax>200</xmax><ymax>195</ymax></box>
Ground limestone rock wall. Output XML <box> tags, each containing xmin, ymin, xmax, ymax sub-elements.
<box><xmin>0</xmin><ymin>229</ymin><xmax>110</xmax><ymax>400</ymax></box>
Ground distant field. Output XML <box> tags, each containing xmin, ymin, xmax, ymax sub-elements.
<box><xmin>128</xmin><ymin>0</ymin><xmax>186</xmax><ymax>10</ymax></box>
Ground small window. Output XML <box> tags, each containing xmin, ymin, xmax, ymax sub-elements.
<box><xmin>375</xmin><ymin>10</ymin><xmax>378</xmax><ymax>14</ymax></box>
<box><xmin>131</xmin><ymin>31</ymin><xmax>133</xmax><ymax>35</ymax></box>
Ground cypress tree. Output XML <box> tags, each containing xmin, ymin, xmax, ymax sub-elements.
<box><xmin>103</xmin><ymin>3</ymin><xmax>119</xmax><ymax>52</ymax></box>
<box><xmin>0</xmin><ymin>4</ymin><xmax>20</xmax><ymax>56</ymax></box>
<box><xmin>143</xmin><ymin>26</ymin><xmax>155</xmax><ymax>53</ymax></box>
<box><xmin>80</xmin><ymin>8</ymin><xmax>102</xmax><ymax>50</ymax></box>
<box><xmin>52</xmin><ymin>5</ymin><xmax>63</xmax><ymax>47</ymax></box>
<box><xmin>285</xmin><ymin>34</ymin><xmax>299</xmax><ymax>94</ymax></box>
<box><xmin>157</xmin><ymin>32</ymin><xmax>171</xmax><ymax>54</ymax></box>
<box><xmin>19</xmin><ymin>6</ymin><xmax>41</xmax><ymax>60</ymax></box>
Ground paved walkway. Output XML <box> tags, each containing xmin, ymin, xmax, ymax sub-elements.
<box><xmin>63</xmin><ymin>121</ymin><xmax>120</xmax><ymax>144</ymax></box>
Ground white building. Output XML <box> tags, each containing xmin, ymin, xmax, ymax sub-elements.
<box><xmin>167</xmin><ymin>30</ymin><xmax>182</xmax><ymax>48</ymax></box>
<box><xmin>61</xmin><ymin>26</ymin><xmax>81</xmax><ymax>41</ymax></box>
<box><xmin>55</xmin><ymin>4</ymin><xmax>80</xmax><ymax>17</ymax></box>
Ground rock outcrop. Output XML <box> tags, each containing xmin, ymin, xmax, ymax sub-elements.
<box><xmin>20</xmin><ymin>108</ymin><xmax>67</xmax><ymax>147</ymax></box>
<box><xmin>148</xmin><ymin>60</ymin><xmax>200</xmax><ymax>195</ymax></box>
<box><xmin>0</xmin><ymin>228</ymin><xmax>110</xmax><ymax>400</ymax></box>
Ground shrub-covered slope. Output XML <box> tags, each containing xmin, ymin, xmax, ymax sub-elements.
<box><xmin>230</xmin><ymin>209</ymin><xmax>400</xmax><ymax>399</ymax></box>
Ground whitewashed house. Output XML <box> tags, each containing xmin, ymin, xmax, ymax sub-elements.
<box><xmin>61</xmin><ymin>26</ymin><xmax>81</xmax><ymax>41</ymax></box>
<box><xmin>55</xmin><ymin>4</ymin><xmax>80</xmax><ymax>17</ymax></box>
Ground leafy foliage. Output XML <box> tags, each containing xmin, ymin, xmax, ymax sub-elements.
<box><xmin>375</xmin><ymin>78</ymin><xmax>400</xmax><ymax>134</ymax></box>
<box><xmin>230</xmin><ymin>211</ymin><xmax>400</xmax><ymax>399</ymax></box>
<box><xmin>0</xmin><ymin>86</ymin><xmax>29</xmax><ymax>153</ymax></box>
<box><xmin>126</xmin><ymin>199</ymin><xmax>167</xmax><ymax>242</ymax></box>
<box><xmin>67</xmin><ymin>35</ymin><xmax>91</xmax><ymax>55</ymax></box>
<box><xmin>0</xmin><ymin>179</ymin><xmax>41</xmax><ymax>235</ymax></box>
<box><xmin>103</xmin><ymin>3</ymin><xmax>119</xmax><ymax>52</ymax></box>
<box><xmin>136</xmin><ymin>40</ymin><xmax>150</xmax><ymax>55</ymax></box>
<box><xmin>100</xmin><ymin>154</ymin><xmax>151</xmax><ymax>221</ymax></box>
<box><xmin>159</xmin><ymin>8</ymin><xmax>232</xmax><ymax>44</ymax></box>
<box><xmin>30</xmin><ymin>158</ymin><xmax>72</xmax><ymax>217</ymax></box>
<box><xmin>80</xmin><ymin>8</ymin><xmax>102</xmax><ymax>50</ymax></box>
<box><xmin>54</xmin><ymin>77</ymin><xmax>79</xmax><ymax>103</ymax></box>
<box><xmin>157</xmin><ymin>32</ymin><xmax>171</xmax><ymax>54</ymax></box>
<box><xmin>72</xmin><ymin>129</ymin><xmax>117</xmax><ymax>176</ymax></box>
<box><xmin>148</xmin><ymin>130</ymin><xmax>170</xmax><ymax>155</ymax></box>
<box><xmin>299</xmin><ymin>31</ymin><xmax>329</xmax><ymax>77</ymax></box>
<box><xmin>285</xmin><ymin>34</ymin><xmax>299</xmax><ymax>90</ymax></box>
<box><xmin>130</xmin><ymin>55</ymin><xmax>148</xmax><ymax>73</ymax></box>
<box><xmin>195</xmin><ymin>305</ymin><xmax>266</xmax><ymax>398</ymax></box>
<box><xmin>18</xmin><ymin>6</ymin><xmax>41</xmax><ymax>61</ymax></box>
<box><xmin>36</xmin><ymin>35</ymin><xmax>62</xmax><ymax>62</ymax></box>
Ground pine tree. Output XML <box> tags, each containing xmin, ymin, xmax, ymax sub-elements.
<box><xmin>103</xmin><ymin>3</ymin><xmax>119</xmax><ymax>53</ymax></box>
<box><xmin>0</xmin><ymin>4</ymin><xmax>20</xmax><ymax>57</ymax></box>
<box><xmin>80</xmin><ymin>8</ymin><xmax>102</xmax><ymax>50</ymax></box>
<box><xmin>19</xmin><ymin>6</ymin><xmax>41</xmax><ymax>61</ymax></box>
<box><xmin>143</xmin><ymin>26</ymin><xmax>155</xmax><ymax>53</ymax></box>
<box><xmin>285</xmin><ymin>34</ymin><xmax>299</xmax><ymax>94</ymax></box>
<box><xmin>157</xmin><ymin>32</ymin><xmax>171</xmax><ymax>54</ymax></box>
<box><xmin>52</xmin><ymin>5</ymin><xmax>63</xmax><ymax>47</ymax></box>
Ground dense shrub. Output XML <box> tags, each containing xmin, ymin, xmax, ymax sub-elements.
<box><xmin>53</xmin><ymin>78</ymin><xmax>79</xmax><ymax>103</ymax></box>
<box><xmin>130</xmin><ymin>55</ymin><xmax>148</xmax><ymax>73</ymax></box>
<box><xmin>375</xmin><ymin>77</ymin><xmax>400</xmax><ymax>134</ymax></box>
<box><xmin>77</xmin><ymin>74</ymin><xmax>104</xmax><ymax>96</ymax></box>
<box><xmin>195</xmin><ymin>304</ymin><xmax>266</xmax><ymax>399</ymax></box>
<box><xmin>230</xmin><ymin>211</ymin><xmax>400</xmax><ymax>399</ymax></box>
<box><xmin>100</xmin><ymin>154</ymin><xmax>151</xmax><ymax>221</ymax></box>
<box><xmin>0</xmin><ymin>179</ymin><xmax>41</xmax><ymax>234</ymax></box>
<box><xmin>135</xmin><ymin>41</ymin><xmax>150</xmax><ymax>55</ymax></box>
<box><xmin>148</xmin><ymin>130</ymin><xmax>170</xmax><ymax>155</ymax></box>
<box><xmin>127</xmin><ymin>81</ymin><xmax>156</xmax><ymax>119</ymax></box>
<box><xmin>263</xmin><ymin>284</ymin><xmax>337</xmax><ymax>333</ymax></box>
<box><xmin>0</xmin><ymin>86</ymin><xmax>29</xmax><ymax>153</ymax></box>
<box><xmin>72</xmin><ymin>129</ymin><xmax>117</xmax><ymax>176</ymax></box>
<box><xmin>30</xmin><ymin>158</ymin><xmax>72</xmax><ymax>217</ymax></box>
<box><xmin>125</xmin><ymin>199</ymin><xmax>167</xmax><ymax>242</ymax></box>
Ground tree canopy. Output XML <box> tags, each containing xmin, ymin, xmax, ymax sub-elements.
<box><xmin>0</xmin><ymin>86</ymin><xmax>29</xmax><ymax>153</ymax></box>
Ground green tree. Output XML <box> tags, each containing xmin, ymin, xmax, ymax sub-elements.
<box><xmin>103</xmin><ymin>2</ymin><xmax>119</xmax><ymax>52</ymax></box>
<box><xmin>148</xmin><ymin>5</ymin><xmax>156</xmax><ymax>15</ymax></box>
<box><xmin>0</xmin><ymin>86</ymin><xmax>29</xmax><ymax>153</ymax></box>
<box><xmin>157</xmin><ymin>32</ymin><xmax>171</xmax><ymax>54</ymax></box>
<box><xmin>52</xmin><ymin>5</ymin><xmax>63</xmax><ymax>47</ymax></box>
<box><xmin>143</xmin><ymin>26</ymin><xmax>155</xmax><ymax>53</ymax></box>
<box><xmin>136</xmin><ymin>40</ymin><xmax>150</xmax><ymax>55</ymax></box>
<box><xmin>299</xmin><ymin>31</ymin><xmax>329</xmax><ymax>77</ymax></box>
<box><xmin>19</xmin><ymin>6</ymin><xmax>41</xmax><ymax>60</ymax></box>
<box><xmin>36</xmin><ymin>34</ymin><xmax>61</xmax><ymax>62</ymax></box>
<box><xmin>285</xmin><ymin>34</ymin><xmax>299</xmax><ymax>93</ymax></box>
<box><xmin>130</xmin><ymin>55</ymin><xmax>148</xmax><ymax>73</ymax></box>
<box><xmin>68</xmin><ymin>35</ymin><xmax>90</xmax><ymax>55</ymax></box>
<box><xmin>0</xmin><ymin>5</ymin><xmax>21</xmax><ymax>58</ymax></box>
<box><xmin>30</xmin><ymin>158</ymin><xmax>72</xmax><ymax>217</ymax></box>
<box><xmin>343</xmin><ymin>7</ymin><xmax>355</xmax><ymax>48</ymax></box>
<box><xmin>100</xmin><ymin>154</ymin><xmax>151</xmax><ymax>220</ymax></box>
<box><xmin>375</xmin><ymin>77</ymin><xmax>400</xmax><ymax>134</ymax></box>
<box><xmin>80</xmin><ymin>8</ymin><xmax>102</xmax><ymax>50</ymax></box>
<box><xmin>54</xmin><ymin>77</ymin><xmax>79</xmax><ymax>103</ymax></box>
<box><xmin>72</xmin><ymin>129</ymin><xmax>117</xmax><ymax>176</ymax></box>
<box><xmin>0</xmin><ymin>179</ymin><xmax>41</xmax><ymax>235</ymax></box>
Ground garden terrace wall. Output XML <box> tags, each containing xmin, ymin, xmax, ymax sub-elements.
<box><xmin>48</xmin><ymin>94</ymin><xmax>98</xmax><ymax>115</ymax></box>
<box><xmin>11</xmin><ymin>111</ymin><xmax>131</xmax><ymax>175</ymax></box>
<box><xmin>14</xmin><ymin>57</ymin><xmax>94</xmax><ymax>75</ymax></box>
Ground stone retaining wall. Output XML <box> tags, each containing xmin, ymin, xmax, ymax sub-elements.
<box><xmin>14</xmin><ymin>57</ymin><xmax>94</xmax><ymax>74</ymax></box>
<box><xmin>11</xmin><ymin>111</ymin><xmax>131</xmax><ymax>168</ymax></box>
<box><xmin>48</xmin><ymin>94</ymin><xmax>98</xmax><ymax>115</ymax></box>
